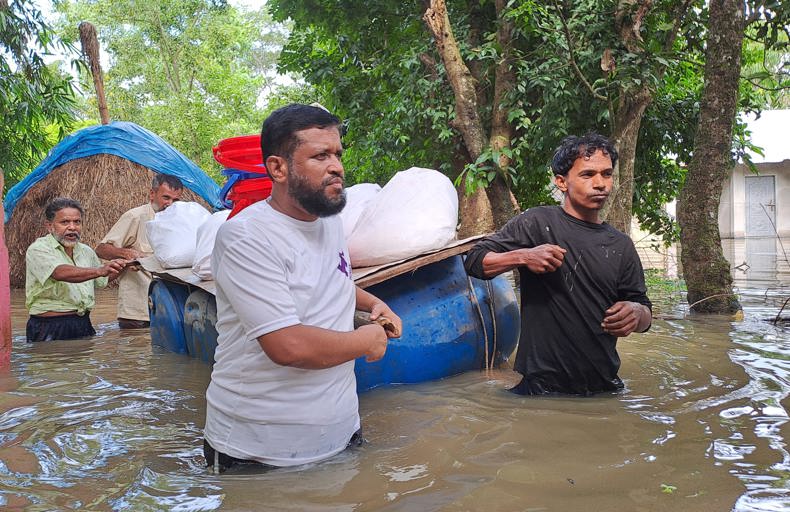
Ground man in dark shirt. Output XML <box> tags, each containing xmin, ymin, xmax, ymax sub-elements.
<box><xmin>464</xmin><ymin>133</ymin><xmax>652</xmax><ymax>395</ymax></box>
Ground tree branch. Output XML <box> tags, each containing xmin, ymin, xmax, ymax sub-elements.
<box><xmin>423</xmin><ymin>0</ymin><xmax>487</xmax><ymax>159</ymax></box>
<box><xmin>742</xmin><ymin>77</ymin><xmax>790</xmax><ymax>92</ymax></box>
<box><xmin>418</xmin><ymin>52</ymin><xmax>439</xmax><ymax>81</ymax></box>
<box><xmin>552</xmin><ymin>0</ymin><xmax>607</xmax><ymax>101</ymax></box>
<box><xmin>663</xmin><ymin>0</ymin><xmax>693</xmax><ymax>53</ymax></box>
<box><xmin>616</xmin><ymin>0</ymin><xmax>653</xmax><ymax>51</ymax></box>
<box><xmin>490</xmin><ymin>0</ymin><xmax>516</xmax><ymax>174</ymax></box>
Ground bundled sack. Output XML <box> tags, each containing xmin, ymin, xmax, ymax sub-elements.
<box><xmin>192</xmin><ymin>209</ymin><xmax>231</xmax><ymax>280</ymax></box>
<box><xmin>348</xmin><ymin>167</ymin><xmax>458</xmax><ymax>267</ymax></box>
<box><xmin>338</xmin><ymin>183</ymin><xmax>381</xmax><ymax>239</ymax></box>
<box><xmin>146</xmin><ymin>201</ymin><xmax>211</xmax><ymax>268</ymax></box>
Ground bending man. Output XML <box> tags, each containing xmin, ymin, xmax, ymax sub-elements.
<box><xmin>465</xmin><ymin>133</ymin><xmax>652</xmax><ymax>395</ymax></box>
<box><xmin>26</xmin><ymin>197</ymin><xmax>126</xmax><ymax>342</ymax></box>
<box><xmin>96</xmin><ymin>174</ymin><xmax>183</xmax><ymax>329</ymax></box>
<box><xmin>204</xmin><ymin>104</ymin><xmax>402</xmax><ymax>471</ymax></box>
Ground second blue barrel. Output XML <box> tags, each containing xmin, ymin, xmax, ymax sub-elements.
<box><xmin>148</xmin><ymin>279</ymin><xmax>191</xmax><ymax>354</ymax></box>
<box><xmin>354</xmin><ymin>255</ymin><xmax>519</xmax><ymax>392</ymax></box>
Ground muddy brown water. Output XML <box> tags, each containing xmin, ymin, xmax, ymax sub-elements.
<box><xmin>1</xmin><ymin>238</ymin><xmax>788</xmax><ymax>511</ymax></box>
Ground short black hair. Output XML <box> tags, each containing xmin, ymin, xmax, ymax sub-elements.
<box><xmin>45</xmin><ymin>197</ymin><xmax>83</xmax><ymax>221</ymax></box>
<box><xmin>261</xmin><ymin>104</ymin><xmax>341</xmax><ymax>162</ymax></box>
<box><xmin>551</xmin><ymin>133</ymin><xmax>618</xmax><ymax>176</ymax></box>
<box><xmin>151</xmin><ymin>174</ymin><xmax>184</xmax><ymax>191</ymax></box>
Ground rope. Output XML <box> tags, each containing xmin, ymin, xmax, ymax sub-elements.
<box><xmin>485</xmin><ymin>279</ymin><xmax>497</xmax><ymax>371</ymax></box>
<box><xmin>466</xmin><ymin>274</ymin><xmax>491</xmax><ymax>374</ymax></box>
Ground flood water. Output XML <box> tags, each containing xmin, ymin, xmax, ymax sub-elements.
<box><xmin>1</xmin><ymin>238</ymin><xmax>789</xmax><ymax>511</ymax></box>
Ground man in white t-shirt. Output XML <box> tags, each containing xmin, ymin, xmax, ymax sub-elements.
<box><xmin>204</xmin><ymin>104</ymin><xmax>402</xmax><ymax>472</ymax></box>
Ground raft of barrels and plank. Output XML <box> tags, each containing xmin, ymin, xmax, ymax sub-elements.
<box><xmin>142</xmin><ymin>237</ymin><xmax>520</xmax><ymax>392</ymax></box>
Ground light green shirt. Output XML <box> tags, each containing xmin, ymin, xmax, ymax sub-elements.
<box><xmin>25</xmin><ymin>234</ymin><xmax>108</xmax><ymax>316</ymax></box>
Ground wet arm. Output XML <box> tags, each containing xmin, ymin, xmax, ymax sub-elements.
<box><xmin>95</xmin><ymin>243</ymin><xmax>142</xmax><ymax>261</ymax></box>
<box><xmin>479</xmin><ymin>245</ymin><xmax>567</xmax><ymax>278</ymax></box>
<box><xmin>257</xmin><ymin>323</ymin><xmax>387</xmax><ymax>369</ymax></box>
<box><xmin>51</xmin><ymin>260</ymin><xmax>125</xmax><ymax>283</ymax></box>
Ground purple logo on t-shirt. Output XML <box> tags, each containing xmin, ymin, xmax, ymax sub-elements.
<box><xmin>337</xmin><ymin>250</ymin><xmax>350</xmax><ymax>278</ymax></box>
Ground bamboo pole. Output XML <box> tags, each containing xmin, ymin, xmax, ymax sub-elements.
<box><xmin>79</xmin><ymin>22</ymin><xmax>110</xmax><ymax>125</ymax></box>
<box><xmin>0</xmin><ymin>170</ymin><xmax>12</xmax><ymax>366</ymax></box>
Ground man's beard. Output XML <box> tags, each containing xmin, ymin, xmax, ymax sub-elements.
<box><xmin>288</xmin><ymin>166</ymin><xmax>347</xmax><ymax>218</ymax></box>
<box><xmin>54</xmin><ymin>232</ymin><xmax>80</xmax><ymax>248</ymax></box>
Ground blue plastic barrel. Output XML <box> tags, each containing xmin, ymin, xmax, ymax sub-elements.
<box><xmin>184</xmin><ymin>289</ymin><xmax>219</xmax><ymax>364</ymax></box>
<box><xmin>148</xmin><ymin>279</ymin><xmax>190</xmax><ymax>354</ymax></box>
<box><xmin>146</xmin><ymin>254</ymin><xmax>520</xmax><ymax>392</ymax></box>
<box><xmin>354</xmin><ymin>255</ymin><xmax>519</xmax><ymax>392</ymax></box>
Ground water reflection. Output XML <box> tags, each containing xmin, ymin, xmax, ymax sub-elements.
<box><xmin>0</xmin><ymin>242</ymin><xmax>788</xmax><ymax>510</ymax></box>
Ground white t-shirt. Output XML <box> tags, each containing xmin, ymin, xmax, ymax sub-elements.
<box><xmin>204</xmin><ymin>199</ymin><xmax>358</xmax><ymax>466</ymax></box>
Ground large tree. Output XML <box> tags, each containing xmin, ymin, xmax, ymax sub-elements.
<box><xmin>677</xmin><ymin>0</ymin><xmax>788</xmax><ymax>313</ymax></box>
<box><xmin>55</xmin><ymin>0</ymin><xmax>289</xmax><ymax>178</ymax></box>
<box><xmin>677</xmin><ymin>0</ymin><xmax>744</xmax><ymax>313</ymax></box>
<box><xmin>1</xmin><ymin>0</ymin><xmax>79</xmax><ymax>192</ymax></box>
<box><xmin>271</xmin><ymin>0</ymin><xmax>709</xmax><ymax>236</ymax></box>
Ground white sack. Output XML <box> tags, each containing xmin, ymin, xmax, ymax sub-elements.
<box><xmin>347</xmin><ymin>167</ymin><xmax>458</xmax><ymax>267</ymax></box>
<box><xmin>338</xmin><ymin>183</ymin><xmax>381</xmax><ymax>239</ymax></box>
<box><xmin>192</xmin><ymin>209</ymin><xmax>231</xmax><ymax>280</ymax></box>
<box><xmin>146</xmin><ymin>201</ymin><xmax>211</xmax><ymax>269</ymax></box>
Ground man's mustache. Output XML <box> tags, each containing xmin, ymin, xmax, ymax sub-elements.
<box><xmin>322</xmin><ymin>175</ymin><xmax>344</xmax><ymax>187</ymax></box>
<box><xmin>56</xmin><ymin>232</ymin><xmax>81</xmax><ymax>246</ymax></box>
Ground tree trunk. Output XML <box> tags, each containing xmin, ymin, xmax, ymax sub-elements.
<box><xmin>457</xmin><ymin>185</ymin><xmax>495</xmax><ymax>238</ymax></box>
<box><xmin>601</xmin><ymin>0</ymin><xmax>691</xmax><ymax>234</ymax></box>
<box><xmin>485</xmin><ymin>0</ymin><xmax>520</xmax><ymax>229</ymax></box>
<box><xmin>603</xmin><ymin>86</ymin><xmax>652</xmax><ymax>235</ymax></box>
<box><xmin>677</xmin><ymin>0</ymin><xmax>743</xmax><ymax>314</ymax></box>
<box><xmin>423</xmin><ymin>0</ymin><xmax>486</xmax><ymax>159</ymax></box>
<box><xmin>424</xmin><ymin>0</ymin><xmax>519</xmax><ymax>232</ymax></box>
<box><xmin>0</xmin><ymin>170</ymin><xmax>12</xmax><ymax>366</ymax></box>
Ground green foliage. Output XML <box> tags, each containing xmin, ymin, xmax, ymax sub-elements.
<box><xmin>633</xmin><ymin>58</ymin><xmax>703</xmax><ymax>243</ymax></box>
<box><xmin>272</xmin><ymin>0</ymin><xmax>463</xmax><ymax>187</ymax></box>
<box><xmin>54</xmin><ymin>0</ymin><xmax>290</xmax><ymax>180</ymax></box>
<box><xmin>644</xmin><ymin>269</ymin><xmax>685</xmax><ymax>312</ymax></box>
<box><xmin>740</xmin><ymin>38</ymin><xmax>789</xmax><ymax>109</ymax></box>
<box><xmin>1</xmin><ymin>0</ymin><xmax>79</xmax><ymax>193</ymax></box>
<box><xmin>271</xmin><ymin>0</ymin><xmax>557</xmax><ymax>202</ymax></box>
<box><xmin>269</xmin><ymin>0</ymin><xmax>781</xmax><ymax>239</ymax></box>
<box><xmin>268</xmin><ymin>0</ymin><xmax>713</xmax><ymax>222</ymax></box>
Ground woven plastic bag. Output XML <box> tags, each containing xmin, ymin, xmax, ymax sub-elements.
<box><xmin>338</xmin><ymin>183</ymin><xmax>381</xmax><ymax>239</ymax></box>
<box><xmin>347</xmin><ymin>167</ymin><xmax>458</xmax><ymax>267</ymax></box>
<box><xmin>192</xmin><ymin>209</ymin><xmax>231</xmax><ymax>279</ymax></box>
<box><xmin>146</xmin><ymin>201</ymin><xmax>211</xmax><ymax>269</ymax></box>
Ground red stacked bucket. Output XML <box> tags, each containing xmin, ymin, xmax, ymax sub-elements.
<box><xmin>213</xmin><ymin>135</ymin><xmax>273</xmax><ymax>219</ymax></box>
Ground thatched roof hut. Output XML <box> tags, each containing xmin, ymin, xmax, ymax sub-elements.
<box><xmin>4</xmin><ymin>121</ymin><xmax>222</xmax><ymax>288</ymax></box>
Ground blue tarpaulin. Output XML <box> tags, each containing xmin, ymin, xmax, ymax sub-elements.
<box><xmin>4</xmin><ymin>121</ymin><xmax>222</xmax><ymax>223</ymax></box>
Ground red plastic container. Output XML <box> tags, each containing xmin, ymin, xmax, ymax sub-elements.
<box><xmin>225</xmin><ymin>177</ymin><xmax>273</xmax><ymax>219</ymax></box>
<box><xmin>212</xmin><ymin>134</ymin><xmax>266</xmax><ymax>172</ymax></box>
<box><xmin>213</xmin><ymin>135</ymin><xmax>273</xmax><ymax>218</ymax></box>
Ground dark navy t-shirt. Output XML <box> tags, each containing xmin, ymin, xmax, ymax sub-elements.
<box><xmin>465</xmin><ymin>205</ymin><xmax>652</xmax><ymax>395</ymax></box>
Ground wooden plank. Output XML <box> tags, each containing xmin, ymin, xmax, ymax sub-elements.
<box><xmin>139</xmin><ymin>235</ymin><xmax>487</xmax><ymax>294</ymax></box>
<box><xmin>354</xmin><ymin>238</ymin><xmax>483</xmax><ymax>288</ymax></box>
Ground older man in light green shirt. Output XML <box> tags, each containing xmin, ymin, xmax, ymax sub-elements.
<box><xmin>25</xmin><ymin>198</ymin><xmax>127</xmax><ymax>342</ymax></box>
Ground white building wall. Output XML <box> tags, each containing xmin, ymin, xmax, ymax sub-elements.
<box><xmin>719</xmin><ymin>161</ymin><xmax>790</xmax><ymax>238</ymax></box>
